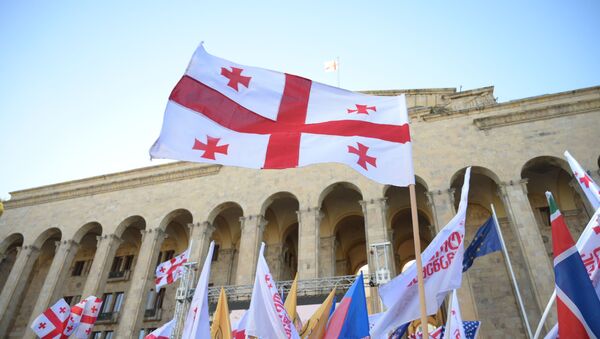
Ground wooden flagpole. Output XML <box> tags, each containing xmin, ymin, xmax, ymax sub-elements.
<box><xmin>409</xmin><ymin>183</ymin><xmax>430</xmax><ymax>336</ymax></box>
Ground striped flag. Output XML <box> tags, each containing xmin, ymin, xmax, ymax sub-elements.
<box><xmin>546</xmin><ymin>192</ymin><xmax>600</xmax><ymax>338</ymax></box>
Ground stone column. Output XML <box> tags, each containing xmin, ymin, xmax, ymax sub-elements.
<box><xmin>499</xmin><ymin>179</ymin><xmax>556</xmax><ymax>325</ymax></box>
<box><xmin>425</xmin><ymin>189</ymin><xmax>456</xmax><ymax>232</ymax></box>
<box><xmin>0</xmin><ymin>245</ymin><xmax>39</xmax><ymax>337</ymax></box>
<box><xmin>116</xmin><ymin>227</ymin><xmax>165</xmax><ymax>338</ymax></box>
<box><xmin>426</xmin><ymin>188</ymin><xmax>478</xmax><ymax>320</ymax></box>
<box><xmin>81</xmin><ymin>234</ymin><xmax>122</xmax><ymax>298</ymax></box>
<box><xmin>25</xmin><ymin>240</ymin><xmax>79</xmax><ymax>339</ymax></box>
<box><xmin>235</xmin><ymin>215</ymin><xmax>267</xmax><ymax>285</ymax></box>
<box><xmin>319</xmin><ymin>236</ymin><xmax>336</xmax><ymax>277</ymax></box>
<box><xmin>297</xmin><ymin>207</ymin><xmax>323</xmax><ymax>279</ymax></box>
<box><xmin>188</xmin><ymin>222</ymin><xmax>216</xmax><ymax>265</ymax></box>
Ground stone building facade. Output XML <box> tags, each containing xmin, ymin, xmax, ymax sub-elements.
<box><xmin>0</xmin><ymin>85</ymin><xmax>599</xmax><ymax>338</ymax></box>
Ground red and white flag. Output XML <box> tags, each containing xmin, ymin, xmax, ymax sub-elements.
<box><xmin>445</xmin><ymin>290</ymin><xmax>467</xmax><ymax>339</ymax></box>
<box><xmin>72</xmin><ymin>296</ymin><xmax>103</xmax><ymax>339</ymax></box>
<box><xmin>155</xmin><ymin>248</ymin><xmax>190</xmax><ymax>291</ymax></box>
<box><xmin>371</xmin><ymin>168</ymin><xmax>472</xmax><ymax>338</ymax></box>
<box><xmin>564</xmin><ymin>150</ymin><xmax>600</xmax><ymax>210</ymax></box>
<box><xmin>30</xmin><ymin>298</ymin><xmax>70</xmax><ymax>339</ymax></box>
<box><xmin>246</xmin><ymin>242</ymin><xmax>299</xmax><ymax>339</ymax></box>
<box><xmin>324</xmin><ymin>59</ymin><xmax>338</xmax><ymax>72</ymax></box>
<box><xmin>62</xmin><ymin>298</ymin><xmax>86</xmax><ymax>337</ymax></box>
<box><xmin>181</xmin><ymin>241</ymin><xmax>215</xmax><ymax>338</ymax></box>
<box><xmin>232</xmin><ymin>310</ymin><xmax>249</xmax><ymax>339</ymax></box>
<box><xmin>150</xmin><ymin>44</ymin><xmax>414</xmax><ymax>187</ymax></box>
<box><xmin>145</xmin><ymin>318</ymin><xmax>175</xmax><ymax>339</ymax></box>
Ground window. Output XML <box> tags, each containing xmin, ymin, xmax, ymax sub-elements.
<box><xmin>101</xmin><ymin>293</ymin><xmax>114</xmax><ymax>313</ymax></box>
<box><xmin>156</xmin><ymin>250</ymin><xmax>176</xmax><ymax>266</ymax></box>
<box><xmin>64</xmin><ymin>296</ymin><xmax>73</xmax><ymax>305</ymax></box>
<box><xmin>109</xmin><ymin>255</ymin><xmax>134</xmax><ymax>279</ymax></box>
<box><xmin>91</xmin><ymin>332</ymin><xmax>101</xmax><ymax>339</ymax></box>
<box><xmin>72</xmin><ymin>261</ymin><xmax>85</xmax><ymax>276</ymax></box>
<box><xmin>104</xmin><ymin>331</ymin><xmax>114</xmax><ymax>339</ymax></box>
<box><xmin>538</xmin><ymin>207</ymin><xmax>551</xmax><ymax>226</ymax></box>
<box><xmin>212</xmin><ymin>244</ymin><xmax>220</xmax><ymax>261</ymax></box>
<box><xmin>110</xmin><ymin>257</ymin><xmax>123</xmax><ymax>273</ymax></box>
<box><xmin>113</xmin><ymin>292</ymin><xmax>124</xmax><ymax>312</ymax></box>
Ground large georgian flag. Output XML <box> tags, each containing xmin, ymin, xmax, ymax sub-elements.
<box><xmin>150</xmin><ymin>44</ymin><xmax>414</xmax><ymax>187</ymax></box>
<box><xmin>546</xmin><ymin>192</ymin><xmax>600</xmax><ymax>338</ymax></box>
<box><xmin>371</xmin><ymin>168</ymin><xmax>472</xmax><ymax>338</ymax></box>
<box><xmin>564</xmin><ymin>151</ymin><xmax>600</xmax><ymax>210</ymax></box>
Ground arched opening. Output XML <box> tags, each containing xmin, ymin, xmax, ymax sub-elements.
<box><xmin>0</xmin><ymin>233</ymin><xmax>24</xmax><ymax>292</ymax></box>
<box><xmin>521</xmin><ymin>156</ymin><xmax>588</xmax><ymax>257</ymax></box>
<box><xmin>10</xmin><ymin>228</ymin><xmax>62</xmax><ymax>334</ymax></box>
<box><xmin>59</xmin><ymin>223</ymin><xmax>102</xmax><ymax>306</ymax></box>
<box><xmin>451</xmin><ymin>166</ymin><xmax>537</xmax><ymax>335</ymax></box>
<box><xmin>209</xmin><ymin>203</ymin><xmax>243</xmax><ymax>286</ymax></box>
<box><xmin>385</xmin><ymin>178</ymin><xmax>433</xmax><ymax>275</ymax></box>
<box><xmin>318</xmin><ymin>182</ymin><xmax>364</xmax><ymax>278</ymax></box>
<box><xmin>262</xmin><ymin>192</ymin><xmax>299</xmax><ymax>281</ymax></box>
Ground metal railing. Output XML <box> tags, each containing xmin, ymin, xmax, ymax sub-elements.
<box><xmin>207</xmin><ymin>274</ymin><xmax>376</xmax><ymax>305</ymax></box>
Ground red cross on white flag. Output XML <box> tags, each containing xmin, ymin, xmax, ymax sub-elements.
<box><xmin>150</xmin><ymin>44</ymin><xmax>414</xmax><ymax>187</ymax></box>
<box><xmin>565</xmin><ymin>150</ymin><xmax>600</xmax><ymax>210</ymax></box>
<box><xmin>145</xmin><ymin>318</ymin><xmax>175</xmax><ymax>339</ymax></box>
<box><xmin>62</xmin><ymin>298</ymin><xmax>87</xmax><ymax>337</ymax></box>
<box><xmin>155</xmin><ymin>248</ymin><xmax>190</xmax><ymax>291</ymax></box>
<box><xmin>71</xmin><ymin>296</ymin><xmax>103</xmax><ymax>339</ymax></box>
<box><xmin>30</xmin><ymin>298</ymin><xmax>71</xmax><ymax>339</ymax></box>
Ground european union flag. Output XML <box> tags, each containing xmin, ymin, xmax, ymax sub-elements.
<box><xmin>462</xmin><ymin>216</ymin><xmax>502</xmax><ymax>272</ymax></box>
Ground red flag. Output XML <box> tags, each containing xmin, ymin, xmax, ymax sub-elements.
<box><xmin>150</xmin><ymin>44</ymin><xmax>414</xmax><ymax>187</ymax></box>
<box><xmin>30</xmin><ymin>299</ymin><xmax>70</xmax><ymax>339</ymax></box>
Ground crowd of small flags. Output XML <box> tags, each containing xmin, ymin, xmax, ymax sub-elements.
<box><xmin>31</xmin><ymin>296</ymin><xmax>103</xmax><ymax>339</ymax></box>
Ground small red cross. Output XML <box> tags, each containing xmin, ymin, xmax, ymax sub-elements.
<box><xmin>85</xmin><ymin>328</ymin><xmax>91</xmax><ymax>334</ymax></box>
<box><xmin>91</xmin><ymin>305</ymin><xmax>97</xmax><ymax>313</ymax></box>
<box><xmin>192</xmin><ymin>306</ymin><xmax>198</xmax><ymax>321</ymax></box>
<box><xmin>221</xmin><ymin>67</ymin><xmax>251</xmax><ymax>91</ymax></box>
<box><xmin>348</xmin><ymin>142</ymin><xmax>377</xmax><ymax>170</ymax></box>
<box><xmin>193</xmin><ymin>136</ymin><xmax>229</xmax><ymax>160</ymax></box>
<box><xmin>67</xmin><ymin>325</ymin><xmax>73</xmax><ymax>332</ymax></box>
<box><xmin>347</xmin><ymin>104</ymin><xmax>376</xmax><ymax>115</ymax></box>
<box><xmin>593</xmin><ymin>226</ymin><xmax>600</xmax><ymax>235</ymax></box>
<box><xmin>159</xmin><ymin>266</ymin><xmax>166</xmax><ymax>273</ymax></box>
<box><xmin>38</xmin><ymin>322</ymin><xmax>46</xmax><ymax>329</ymax></box>
<box><xmin>268</xmin><ymin>283</ymin><xmax>273</xmax><ymax>288</ymax></box>
<box><xmin>580</xmin><ymin>173</ymin><xmax>593</xmax><ymax>188</ymax></box>
<box><xmin>59</xmin><ymin>307</ymin><xmax>66</xmax><ymax>313</ymax></box>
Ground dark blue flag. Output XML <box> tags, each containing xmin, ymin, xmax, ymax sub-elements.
<box><xmin>462</xmin><ymin>216</ymin><xmax>502</xmax><ymax>272</ymax></box>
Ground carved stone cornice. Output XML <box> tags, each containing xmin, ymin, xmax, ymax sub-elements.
<box><xmin>473</xmin><ymin>97</ymin><xmax>600</xmax><ymax>130</ymax></box>
<box><xmin>4</xmin><ymin>163</ymin><xmax>222</xmax><ymax>209</ymax></box>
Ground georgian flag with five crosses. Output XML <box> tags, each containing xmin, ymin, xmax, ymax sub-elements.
<box><xmin>71</xmin><ymin>296</ymin><xmax>103</xmax><ymax>339</ymax></box>
<box><xmin>150</xmin><ymin>44</ymin><xmax>414</xmax><ymax>187</ymax></box>
<box><xmin>564</xmin><ymin>150</ymin><xmax>600</xmax><ymax>210</ymax></box>
<box><xmin>155</xmin><ymin>248</ymin><xmax>190</xmax><ymax>291</ymax></box>
<box><xmin>30</xmin><ymin>298</ymin><xmax>70</xmax><ymax>339</ymax></box>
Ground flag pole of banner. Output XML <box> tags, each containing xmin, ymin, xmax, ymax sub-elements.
<box><xmin>491</xmin><ymin>204</ymin><xmax>533</xmax><ymax>338</ymax></box>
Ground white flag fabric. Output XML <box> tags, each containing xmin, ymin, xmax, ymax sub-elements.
<box><xmin>62</xmin><ymin>298</ymin><xmax>87</xmax><ymax>337</ymax></box>
<box><xmin>30</xmin><ymin>298</ymin><xmax>71</xmax><ymax>339</ymax></box>
<box><xmin>544</xmin><ymin>207</ymin><xmax>600</xmax><ymax>339</ymax></box>
<box><xmin>246</xmin><ymin>243</ymin><xmax>300</xmax><ymax>339</ymax></box>
<box><xmin>445</xmin><ymin>290</ymin><xmax>467</xmax><ymax>339</ymax></box>
<box><xmin>324</xmin><ymin>59</ymin><xmax>338</xmax><ymax>72</ymax></box>
<box><xmin>182</xmin><ymin>241</ymin><xmax>215</xmax><ymax>339</ymax></box>
<box><xmin>150</xmin><ymin>44</ymin><xmax>414</xmax><ymax>187</ymax></box>
<box><xmin>564</xmin><ymin>150</ymin><xmax>600</xmax><ymax>210</ymax></box>
<box><xmin>232</xmin><ymin>310</ymin><xmax>249</xmax><ymax>339</ymax></box>
<box><xmin>371</xmin><ymin>168</ymin><xmax>472</xmax><ymax>338</ymax></box>
<box><xmin>145</xmin><ymin>318</ymin><xmax>175</xmax><ymax>339</ymax></box>
<box><xmin>72</xmin><ymin>296</ymin><xmax>103</xmax><ymax>339</ymax></box>
<box><xmin>155</xmin><ymin>248</ymin><xmax>190</xmax><ymax>291</ymax></box>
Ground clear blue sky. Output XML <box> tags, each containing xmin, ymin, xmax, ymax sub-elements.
<box><xmin>1</xmin><ymin>1</ymin><xmax>599</xmax><ymax>200</ymax></box>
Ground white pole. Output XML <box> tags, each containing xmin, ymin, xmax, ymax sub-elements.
<box><xmin>533</xmin><ymin>291</ymin><xmax>556</xmax><ymax>339</ymax></box>
<box><xmin>491</xmin><ymin>204</ymin><xmax>534</xmax><ymax>339</ymax></box>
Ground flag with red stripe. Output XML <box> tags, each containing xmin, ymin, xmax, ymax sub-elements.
<box><xmin>546</xmin><ymin>192</ymin><xmax>600</xmax><ymax>338</ymax></box>
<box><xmin>155</xmin><ymin>248</ymin><xmax>190</xmax><ymax>291</ymax></box>
<box><xmin>30</xmin><ymin>298</ymin><xmax>70</xmax><ymax>339</ymax></box>
<box><xmin>145</xmin><ymin>318</ymin><xmax>175</xmax><ymax>339</ymax></box>
<box><xmin>62</xmin><ymin>298</ymin><xmax>86</xmax><ymax>338</ymax></box>
<box><xmin>150</xmin><ymin>44</ymin><xmax>414</xmax><ymax>187</ymax></box>
<box><xmin>72</xmin><ymin>296</ymin><xmax>103</xmax><ymax>339</ymax></box>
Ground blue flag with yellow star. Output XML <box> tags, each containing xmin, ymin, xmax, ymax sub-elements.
<box><xmin>462</xmin><ymin>216</ymin><xmax>502</xmax><ymax>272</ymax></box>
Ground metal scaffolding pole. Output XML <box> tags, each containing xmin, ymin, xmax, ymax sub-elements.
<box><xmin>171</xmin><ymin>262</ymin><xmax>197</xmax><ymax>339</ymax></box>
